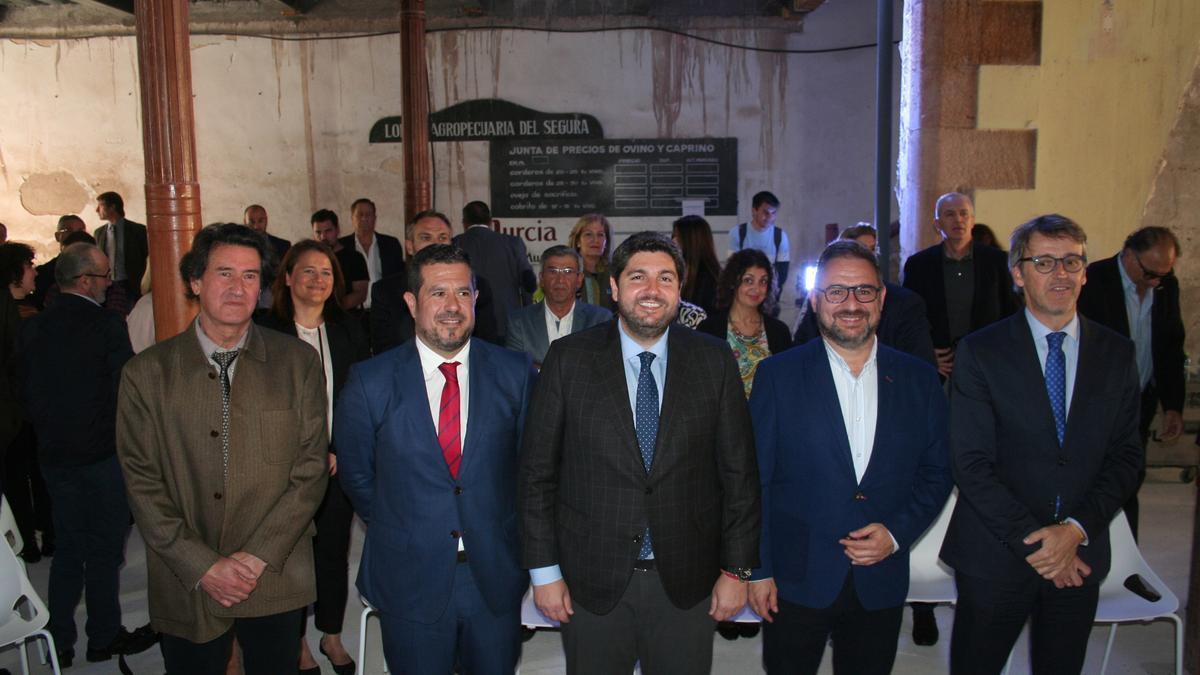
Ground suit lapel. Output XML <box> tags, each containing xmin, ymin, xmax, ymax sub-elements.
<box><xmin>1008</xmin><ymin>314</ymin><xmax>1062</xmax><ymax>445</ymax></box>
<box><xmin>861</xmin><ymin>345</ymin><xmax>894</xmax><ymax>485</ymax></box>
<box><xmin>459</xmin><ymin>340</ymin><xmax>489</xmax><ymax>480</ymax></box>
<box><xmin>529</xmin><ymin>310</ymin><xmax>551</xmax><ymax>361</ymax></box>
<box><xmin>597</xmin><ymin>323</ymin><xmax>641</xmax><ymax>467</ymax></box>
<box><xmin>649</xmin><ymin>327</ymin><xmax>691</xmax><ymax>478</ymax></box>
<box><xmin>394</xmin><ymin>343</ymin><xmax>446</xmax><ymax>476</ymax></box>
<box><xmin>1064</xmin><ymin>319</ymin><xmax>1104</xmax><ymax>451</ymax></box>
<box><xmin>808</xmin><ymin>342</ymin><xmax>858</xmax><ymax>483</ymax></box>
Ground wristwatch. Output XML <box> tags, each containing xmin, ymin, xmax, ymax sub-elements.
<box><xmin>723</xmin><ymin>567</ymin><xmax>752</xmax><ymax>582</ymax></box>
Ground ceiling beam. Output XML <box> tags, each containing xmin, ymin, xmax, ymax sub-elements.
<box><xmin>71</xmin><ymin>0</ymin><xmax>134</xmax><ymax>16</ymax></box>
<box><xmin>260</xmin><ymin>0</ymin><xmax>322</xmax><ymax>15</ymax></box>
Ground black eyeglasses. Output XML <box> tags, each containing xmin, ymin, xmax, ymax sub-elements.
<box><xmin>74</xmin><ymin>271</ymin><xmax>111</xmax><ymax>280</ymax></box>
<box><xmin>1017</xmin><ymin>255</ymin><xmax>1086</xmax><ymax>274</ymax></box>
<box><xmin>815</xmin><ymin>284</ymin><xmax>881</xmax><ymax>304</ymax></box>
<box><xmin>1133</xmin><ymin>252</ymin><xmax>1172</xmax><ymax>280</ymax></box>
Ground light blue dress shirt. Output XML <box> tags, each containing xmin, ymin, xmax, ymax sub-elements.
<box><xmin>529</xmin><ymin>322</ymin><xmax>670</xmax><ymax>586</ymax></box>
<box><xmin>1117</xmin><ymin>257</ymin><xmax>1154</xmax><ymax>390</ymax></box>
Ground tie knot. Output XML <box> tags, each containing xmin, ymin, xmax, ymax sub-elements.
<box><xmin>212</xmin><ymin>349</ymin><xmax>240</xmax><ymax>371</ymax></box>
<box><xmin>638</xmin><ymin>351</ymin><xmax>656</xmax><ymax>368</ymax></box>
<box><xmin>439</xmin><ymin>362</ymin><xmax>460</xmax><ymax>381</ymax></box>
<box><xmin>1047</xmin><ymin>331</ymin><xmax>1066</xmax><ymax>350</ymax></box>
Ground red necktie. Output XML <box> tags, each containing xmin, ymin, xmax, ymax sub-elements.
<box><xmin>438</xmin><ymin>362</ymin><xmax>462</xmax><ymax>479</ymax></box>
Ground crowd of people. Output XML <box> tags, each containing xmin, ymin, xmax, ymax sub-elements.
<box><xmin>0</xmin><ymin>185</ymin><xmax>1186</xmax><ymax>675</ymax></box>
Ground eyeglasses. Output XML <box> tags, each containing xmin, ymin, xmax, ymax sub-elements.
<box><xmin>815</xmin><ymin>284</ymin><xmax>881</xmax><ymax>304</ymax></box>
<box><xmin>1133</xmin><ymin>252</ymin><xmax>1172</xmax><ymax>280</ymax></box>
<box><xmin>74</xmin><ymin>271</ymin><xmax>111</xmax><ymax>280</ymax></box>
<box><xmin>543</xmin><ymin>267</ymin><xmax>579</xmax><ymax>276</ymax></box>
<box><xmin>1017</xmin><ymin>255</ymin><xmax>1086</xmax><ymax>274</ymax></box>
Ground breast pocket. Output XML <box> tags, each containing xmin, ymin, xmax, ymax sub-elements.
<box><xmin>259</xmin><ymin>409</ymin><xmax>301</xmax><ymax>464</ymax></box>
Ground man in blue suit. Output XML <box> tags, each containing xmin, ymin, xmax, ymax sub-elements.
<box><xmin>336</xmin><ymin>244</ymin><xmax>535</xmax><ymax>673</ymax></box>
<box><xmin>748</xmin><ymin>241</ymin><xmax>953</xmax><ymax>674</ymax></box>
<box><xmin>505</xmin><ymin>244</ymin><xmax>611</xmax><ymax>368</ymax></box>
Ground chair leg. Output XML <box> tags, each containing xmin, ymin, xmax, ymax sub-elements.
<box><xmin>41</xmin><ymin>630</ymin><xmax>62</xmax><ymax>675</ymax></box>
<box><xmin>1171</xmin><ymin>614</ymin><xmax>1183</xmax><ymax>675</ymax></box>
<box><xmin>358</xmin><ymin>607</ymin><xmax>369</xmax><ymax>675</ymax></box>
<box><xmin>19</xmin><ymin>637</ymin><xmax>28</xmax><ymax>675</ymax></box>
<box><xmin>1100</xmin><ymin>623</ymin><xmax>1118</xmax><ymax>675</ymax></box>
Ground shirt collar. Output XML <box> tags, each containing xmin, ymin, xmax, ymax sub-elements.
<box><xmin>617</xmin><ymin>319</ymin><xmax>668</xmax><ymax>364</ymax></box>
<box><xmin>64</xmin><ymin>291</ymin><xmax>101</xmax><ymax>307</ymax></box>
<box><xmin>1117</xmin><ymin>252</ymin><xmax>1138</xmax><ymax>295</ymax></box>
<box><xmin>544</xmin><ymin>300</ymin><xmax>576</xmax><ymax>323</ymax></box>
<box><xmin>414</xmin><ymin>334</ymin><xmax>471</xmax><ymax>377</ymax></box>
<box><xmin>942</xmin><ymin>242</ymin><xmax>973</xmax><ymax>262</ymax></box>
<box><xmin>1024</xmin><ymin>307</ymin><xmax>1080</xmax><ymax>345</ymax></box>
<box><xmin>822</xmin><ymin>335</ymin><xmax>878</xmax><ymax>377</ymax></box>
<box><xmin>195</xmin><ymin>317</ymin><xmax>250</xmax><ymax>361</ymax></box>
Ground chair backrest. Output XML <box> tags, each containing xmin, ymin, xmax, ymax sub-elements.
<box><xmin>0</xmin><ymin>528</ymin><xmax>50</xmax><ymax>647</ymax></box>
<box><xmin>908</xmin><ymin>489</ymin><xmax>957</xmax><ymax>583</ymax></box>
<box><xmin>1105</xmin><ymin>509</ymin><xmax>1143</xmax><ymax>580</ymax></box>
<box><xmin>0</xmin><ymin>495</ymin><xmax>22</xmax><ymax>554</ymax></box>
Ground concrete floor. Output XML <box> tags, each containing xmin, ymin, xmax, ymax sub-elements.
<box><xmin>4</xmin><ymin>479</ymin><xmax>1191</xmax><ymax>674</ymax></box>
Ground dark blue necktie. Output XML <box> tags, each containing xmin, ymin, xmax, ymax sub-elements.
<box><xmin>1045</xmin><ymin>332</ymin><xmax>1067</xmax><ymax>446</ymax></box>
<box><xmin>635</xmin><ymin>351</ymin><xmax>658</xmax><ymax>559</ymax></box>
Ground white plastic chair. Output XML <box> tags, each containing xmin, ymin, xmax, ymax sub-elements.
<box><xmin>1095</xmin><ymin>509</ymin><xmax>1182</xmax><ymax>675</ymax></box>
<box><xmin>357</xmin><ymin>596</ymin><xmax>387</xmax><ymax>674</ymax></box>
<box><xmin>0</xmin><ymin>531</ymin><xmax>61</xmax><ymax>674</ymax></box>
<box><xmin>0</xmin><ymin>495</ymin><xmax>24</xmax><ymax>556</ymax></box>
<box><xmin>905</xmin><ymin>490</ymin><xmax>959</xmax><ymax>605</ymax></box>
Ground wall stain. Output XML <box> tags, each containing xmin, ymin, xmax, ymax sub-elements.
<box><xmin>300</xmin><ymin>41</ymin><xmax>318</xmax><ymax>211</ymax></box>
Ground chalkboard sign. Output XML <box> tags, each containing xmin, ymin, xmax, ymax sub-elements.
<box><xmin>490</xmin><ymin>138</ymin><xmax>737</xmax><ymax>218</ymax></box>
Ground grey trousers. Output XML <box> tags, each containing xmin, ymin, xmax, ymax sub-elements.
<box><xmin>561</xmin><ymin>568</ymin><xmax>715</xmax><ymax>674</ymax></box>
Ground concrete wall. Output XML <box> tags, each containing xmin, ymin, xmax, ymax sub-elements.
<box><xmin>974</xmin><ymin>0</ymin><xmax>1200</xmax><ymax>258</ymax></box>
<box><xmin>0</xmin><ymin>0</ymin><xmax>901</xmax><ymax>314</ymax></box>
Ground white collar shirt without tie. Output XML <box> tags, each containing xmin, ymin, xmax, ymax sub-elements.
<box><xmin>415</xmin><ymin>336</ymin><xmax>471</xmax><ymax>551</ymax></box>
<box><xmin>823</xmin><ymin>337</ymin><xmax>879</xmax><ymax>484</ymax></box>
<box><xmin>354</xmin><ymin>234</ymin><xmax>382</xmax><ymax>309</ymax></box>
<box><xmin>544</xmin><ymin>301</ymin><xmax>576</xmax><ymax>345</ymax></box>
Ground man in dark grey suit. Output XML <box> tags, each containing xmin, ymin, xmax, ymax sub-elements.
<box><xmin>506</xmin><ymin>245</ymin><xmax>611</xmax><ymax>368</ymax></box>
<box><xmin>93</xmin><ymin>191</ymin><xmax>147</xmax><ymax>312</ymax></box>
<box><xmin>520</xmin><ymin>231</ymin><xmax>760</xmax><ymax>673</ymax></box>
<box><xmin>452</xmin><ymin>201</ymin><xmax>535</xmax><ymax>341</ymax></box>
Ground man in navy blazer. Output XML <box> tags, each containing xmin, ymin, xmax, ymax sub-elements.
<box><xmin>749</xmin><ymin>241</ymin><xmax>952</xmax><ymax>674</ymax></box>
<box><xmin>336</xmin><ymin>244</ymin><xmax>534</xmax><ymax>673</ymax></box>
<box><xmin>506</xmin><ymin>244</ymin><xmax>611</xmax><ymax>367</ymax></box>
<box><xmin>940</xmin><ymin>215</ymin><xmax>1143</xmax><ymax>674</ymax></box>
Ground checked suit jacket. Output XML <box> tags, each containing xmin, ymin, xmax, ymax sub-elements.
<box><xmin>519</xmin><ymin>321</ymin><xmax>760</xmax><ymax>614</ymax></box>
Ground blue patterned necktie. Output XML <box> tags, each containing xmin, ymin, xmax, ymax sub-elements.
<box><xmin>635</xmin><ymin>351</ymin><xmax>658</xmax><ymax>559</ymax></box>
<box><xmin>1045</xmin><ymin>332</ymin><xmax>1067</xmax><ymax>446</ymax></box>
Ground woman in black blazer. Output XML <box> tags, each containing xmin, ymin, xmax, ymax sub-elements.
<box><xmin>256</xmin><ymin>239</ymin><xmax>369</xmax><ymax>675</ymax></box>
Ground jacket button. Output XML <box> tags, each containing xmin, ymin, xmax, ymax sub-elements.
<box><xmin>454</xmin><ymin>487</ymin><xmax>463</xmax><ymax>495</ymax></box>
<box><xmin>854</xmin><ymin>492</ymin><xmax>867</xmax><ymax>501</ymax></box>
<box><xmin>208</xmin><ymin>372</ymin><xmax>216</xmax><ymax>380</ymax></box>
<box><xmin>213</xmin><ymin>492</ymin><xmax>222</xmax><ymax>500</ymax></box>
<box><xmin>633</xmin><ymin>535</ymin><xmax>642</xmax><ymax>543</ymax></box>
<box><xmin>210</xmin><ymin>430</ymin><xmax>219</xmax><ymax>438</ymax></box>
<box><xmin>451</xmin><ymin>530</ymin><xmax>461</xmax><ymax>538</ymax></box>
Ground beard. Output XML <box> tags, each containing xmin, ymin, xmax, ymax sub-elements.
<box><xmin>817</xmin><ymin>307</ymin><xmax>878</xmax><ymax>350</ymax></box>
<box><xmin>617</xmin><ymin>294</ymin><xmax>679</xmax><ymax>341</ymax></box>
<box><xmin>418</xmin><ymin>310</ymin><xmax>473</xmax><ymax>355</ymax></box>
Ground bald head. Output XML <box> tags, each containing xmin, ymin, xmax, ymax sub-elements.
<box><xmin>243</xmin><ymin>205</ymin><xmax>269</xmax><ymax>233</ymax></box>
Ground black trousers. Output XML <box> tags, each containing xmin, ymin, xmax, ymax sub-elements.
<box><xmin>161</xmin><ymin>609</ymin><xmax>303</xmax><ymax>675</ymax></box>
<box><xmin>762</xmin><ymin>573</ymin><xmax>903</xmax><ymax>675</ymax></box>
<box><xmin>950</xmin><ymin>571</ymin><xmax>1099</xmax><ymax>675</ymax></box>
<box><xmin>561</xmin><ymin>567</ymin><xmax>714</xmax><ymax>675</ymax></box>
<box><xmin>1123</xmin><ymin>384</ymin><xmax>1159</xmax><ymax>541</ymax></box>
<box><xmin>303</xmin><ymin>473</ymin><xmax>354</xmax><ymax>635</ymax></box>
<box><xmin>4</xmin><ymin>423</ymin><xmax>53</xmax><ymax>553</ymax></box>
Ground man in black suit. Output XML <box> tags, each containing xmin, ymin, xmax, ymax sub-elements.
<box><xmin>16</xmin><ymin>243</ymin><xmax>138</xmax><ymax>665</ymax></box>
<box><xmin>520</xmin><ymin>231</ymin><xmax>760</xmax><ymax>673</ymax></box>
<box><xmin>940</xmin><ymin>214</ymin><xmax>1143</xmax><ymax>674</ymax></box>
<box><xmin>452</xmin><ymin>201</ymin><xmax>536</xmax><ymax>341</ymax></box>
<box><xmin>93</xmin><ymin>191</ymin><xmax>147</xmax><ymax>312</ymax></box>
<box><xmin>1077</xmin><ymin>226</ymin><xmax>1185</xmax><ymax>539</ymax></box>
<box><xmin>902</xmin><ymin>192</ymin><xmax>1018</xmax><ymax>379</ymax></box>
<box><xmin>242</xmin><ymin>205</ymin><xmax>290</xmax><ymax>265</ymax></box>
<box><xmin>795</xmin><ymin>226</ymin><xmax>936</xmax><ymax>368</ymax></box>
<box><xmin>339</xmin><ymin>198</ymin><xmax>404</xmax><ymax>312</ymax></box>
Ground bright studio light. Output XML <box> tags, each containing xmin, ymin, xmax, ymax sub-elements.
<box><xmin>804</xmin><ymin>265</ymin><xmax>818</xmax><ymax>292</ymax></box>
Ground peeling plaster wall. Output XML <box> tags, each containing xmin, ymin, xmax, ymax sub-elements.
<box><xmin>974</xmin><ymin>0</ymin><xmax>1200</xmax><ymax>258</ymax></box>
<box><xmin>0</xmin><ymin>0</ymin><xmax>900</xmax><ymax>315</ymax></box>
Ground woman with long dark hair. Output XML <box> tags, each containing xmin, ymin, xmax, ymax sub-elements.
<box><xmin>672</xmin><ymin>215</ymin><xmax>721</xmax><ymax>315</ymax></box>
<box><xmin>255</xmin><ymin>239</ymin><xmax>368</xmax><ymax>675</ymax></box>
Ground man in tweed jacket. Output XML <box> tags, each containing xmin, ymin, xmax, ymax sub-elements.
<box><xmin>117</xmin><ymin>224</ymin><xmax>328</xmax><ymax>674</ymax></box>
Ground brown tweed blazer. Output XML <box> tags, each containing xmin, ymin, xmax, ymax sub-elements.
<box><xmin>116</xmin><ymin>322</ymin><xmax>328</xmax><ymax>642</ymax></box>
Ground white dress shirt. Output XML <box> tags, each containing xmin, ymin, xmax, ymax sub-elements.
<box><xmin>543</xmin><ymin>301</ymin><xmax>576</xmax><ymax>345</ymax></box>
<box><xmin>823</xmin><ymin>337</ymin><xmax>879</xmax><ymax>484</ymax></box>
<box><xmin>415</xmin><ymin>336</ymin><xmax>471</xmax><ymax>551</ymax></box>
<box><xmin>355</xmin><ymin>234</ymin><xmax>383</xmax><ymax>309</ymax></box>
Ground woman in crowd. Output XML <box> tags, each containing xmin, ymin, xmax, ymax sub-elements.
<box><xmin>567</xmin><ymin>213</ymin><xmax>615</xmax><ymax>310</ymax></box>
<box><xmin>698</xmin><ymin>248</ymin><xmax>792</xmax><ymax>398</ymax></box>
<box><xmin>256</xmin><ymin>240</ymin><xmax>369</xmax><ymax>675</ymax></box>
<box><xmin>673</xmin><ymin>215</ymin><xmax>722</xmax><ymax>315</ymax></box>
